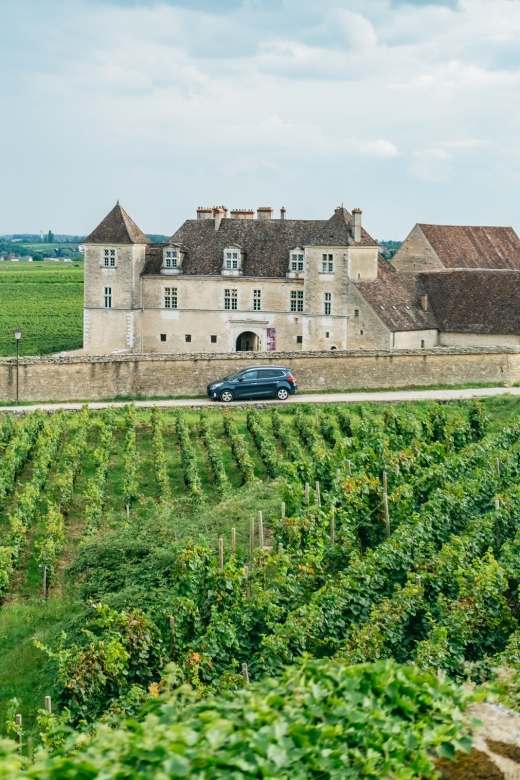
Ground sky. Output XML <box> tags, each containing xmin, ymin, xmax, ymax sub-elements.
<box><xmin>1</xmin><ymin>0</ymin><xmax>520</xmax><ymax>239</ymax></box>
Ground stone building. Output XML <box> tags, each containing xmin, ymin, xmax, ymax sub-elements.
<box><xmin>82</xmin><ymin>204</ymin><xmax>520</xmax><ymax>354</ymax></box>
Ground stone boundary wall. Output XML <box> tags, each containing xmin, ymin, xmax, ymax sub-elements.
<box><xmin>0</xmin><ymin>347</ymin><xmax>519</xmax><ymax>402</ymax></box>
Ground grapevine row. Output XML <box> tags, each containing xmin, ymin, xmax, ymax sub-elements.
<box><xmin>222</xmin><ymin>414</ymin><xmax>255</xmax><ymax>483</ymax></box>
<box><xmin>174</xmin><ymin>409</ymin><xmax>203</xmax><ymax>503</ymax></box>
<box><xmin>246</xmin><ymin>408</ymin><xmax>279</xmax><ymax>479</ymax></box>
<box><xmin>84</xmin><ymin>410</ymin><xmax>116</xmax><ymax>534</ymax></box>
<box><xmin>0</xmin><ymin>411</ymin><xmax>45</xmax><ymax>505</ymax></box>
<box><xmin>199</xmin><ymin>409</ymin><xmax>230</xmax><ymax>497</ymax></box>
<box><xmin>151</xmin><ymin>408</ymin><xmax>170</xmax><ymax>501</ymax></box>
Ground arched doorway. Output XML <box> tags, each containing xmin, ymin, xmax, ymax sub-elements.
<box><xmin>236</xmin><ymin>331</ymin><xmax>259</xmax><ymax>352</ymax></box>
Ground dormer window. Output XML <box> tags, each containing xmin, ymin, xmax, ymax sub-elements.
<box><xmin>225</xmin><ymin>250</ymin><xmax>239</xmax><ymax>270</ymax></box>
<box><xmin>291</xmin><ymin>252</ymin><xmax>304</xmax><ymax>272</ymax></box>
<box><xmin>164</xmin><ymin>249</ymin><xmax>178</xmax><ymax>269</ymax></box>
<box><xmin>161</xmin><ymin>245</ymin><xmax>183</xmax><ymax>275</ymax></box>
<box><xmin>222</xmin><ymin>245</ymin><xmax>243</xmax><ymax>276</ymax></box>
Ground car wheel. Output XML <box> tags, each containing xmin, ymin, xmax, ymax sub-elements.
<box><xmin>219</xmin><ymin>389</ymin><xmax>234</xmax><ymax>403</ymax></box>
<box><xmin>276</xmin><ymin>387</ymin><xmax>289</xmax><ymax>400</ymax></box>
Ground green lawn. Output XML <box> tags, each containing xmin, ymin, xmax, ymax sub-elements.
<box><xmin>0</xmin><ymin>262</ymin><xmax>83</xmax><ymax>356</ymax></box>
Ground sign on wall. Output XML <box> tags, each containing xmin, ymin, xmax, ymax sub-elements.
<box><xmin>266</xmin><ymin>328</ymin><xmax>276</xmax><ymax>351</ymax></box>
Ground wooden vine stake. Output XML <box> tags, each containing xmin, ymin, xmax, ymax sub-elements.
<box><xmin>305</xmin><ymin>482</ymin><xmax>310</xmax><ymax>505</ymax></box>
<box><xmin>416</xmin><ymin>575</ymin><xmax>422</xmax><ymax>587</ymax></box>
<box><xmin>242</xmin><ymin>663</ymin><xmax>250</xmax><ymax>683</ymax></box>
<box><xmin>126</xmin><ymin>504</ymin><xmax>130</xmax><ymax>518</ymax></box>
<box><xmin>315</xmin><ymin>481</ymin><xmax>321</xmax><ymax>507</ymax></box>
<box><xmin>258</xmin><ymin>511</ymin><xmax>264</xmax><ymax>549</ymax></box>
<box><xmin>169</xmin><ymin>616</ymin><xmax>176</xmax><ymax>650</ymax></box>
<box><xmin>281</xmin><ymin>502</ymin><xmax>286</xmax><ymax>519</ymax></box>
<box><xmin>218</xmin><ymin>538</ymin><xmax>224</xmax><ymax>569</ymax></box>
<box><xmin>330</xmin><ymin>510</ymin><xmax>335</xmax><ymax>544</ymax></box>
<box><xmin>278</xmin><ymin>542</ymin><xmax>284</xmax><ymax>554</ymax></box>
<box><xmin>383</xmin><ymin>492</ymin><xmax>391</xmax><ymax>538</ymax></box>
<box><xmin>15</xmin><ymin>714</ymin><xmax>22</xmax><ymax>747</ymax></box>
<box><xmin>249</xmin><ymin>517</ymin><xmax>254</xmax><ymax>558</ymax></box>
<box><xmin>336</xmin><ymin>469</ymin><xmax>341</xmax><ymax>481</ymax></box>
<box><xmin>347</xmin><ymin>460</ymin><xmax>352</xmax><ymax>476</ymax></box>
<box><xmin>42</xmin><ymin>565</ymin><xmax>47</xmax><ymax>600</ymax></box>
<box><xmin>45</xmin><ymin>696</ymin><xmax>52</xmax><ymax>713</ymax></box>
<box><xmin>495</xmin><ymin>458</ymin><xmax>500</xmax><ymax>477</ymax></box>
<box><xmin>495</xmin><ymin>498</ymin><xmax>500</xmax><ymax>511</ymax></box>
<box><xmin>231</xmin><ymin>527</ymin><xmax>236</xmax><ymax>553</ymax></box>
<box><xmin>382</xmin><ymin>471</ymin><xmax>388</xmax><ymax>494</ymax></box>
<box><xmin>395</xmin><ymin>463</ymin><xmax>400</xmax><ymax>477</ymax></box>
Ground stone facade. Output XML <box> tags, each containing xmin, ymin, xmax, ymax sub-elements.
<box><xmin>1</xmin><ymin>347</ymin><xmax>518</xmax><ymax>403</ymax></box>
<box><xmin>83</xmin><ymin>204</ymin><xmax>392</xmax><ymax>356</ymax></box>
<box><xmin>82</xmin><ymin>204</ymin><xmax>520</xmax><ymax>357</ymax></box>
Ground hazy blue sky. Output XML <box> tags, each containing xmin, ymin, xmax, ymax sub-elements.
<box><xmin>1</xmin><ymin>0</ymin><xmax>519</xmax><ymax>238</ymax></box>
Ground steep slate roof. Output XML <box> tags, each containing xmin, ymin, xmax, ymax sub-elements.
<box><xmin>84</xmin><ymin>204</ymin><xmax>151</xmax><ymax>245</ymax></box>
<box><xmin>418</xmin><ymin>224</ymin><xmax>520</xmax><ymax>270</ymax></box>
<box><xmin>416</xmin><ymin>269</ymin><xmax>520</xmax><ymax>334</ymax></box>
<box><xmin>143</xmin><ymin>218</ymin><xmax>324</xmax><ymax>277</ymax></box>
<box><xmin>356</xmin><ymin>258</ymin><xmax>438</xmax><ymax>332</ymax></box>
<box><xmin>309</xmin><ymin>207</ymin><xmax>379</xmax><ymax>247</ymax></box>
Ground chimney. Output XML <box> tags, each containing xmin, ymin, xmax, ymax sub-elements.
<box><xmin>230</xmin><ymin>209</ymin><xmax>255</xmax><ymax>220</ymax></box>
<box><xmin>212</xmin><ymin>206</ymin><xmax>227</xmax><ymax>231</ymax></box>
<box><xmin>421</xmin><ymin>294</ymin><xmax>428</xmax><ymax>311</ymax></box>
<box><xmin>197</xmin><ymin>207</ymin><xmax>213</xmax><ymax>220</ymax></box>
<box><xmin>352</xmin><ymin>208</ymin><xmax>362</xmax><ymax>243</ymax></box>
<box><xmin>257</xmin><ymin>206</ymin><xmax>273</xmax><ymax>220</ymax></box>
<box><xmin>280</xmin><ymin>206</ymin><xmax>286</xmax><ymax>220</ymax></box>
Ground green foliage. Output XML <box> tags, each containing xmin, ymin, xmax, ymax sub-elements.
<box><xmin>0</xmin><ymin>658</ymin><xmax>474</xmax><ymax>779</ymax></box>
<box><xmin>174</xmin><ymin>409</ymin><xmax>204</xmax><ymax>503</ymax></box>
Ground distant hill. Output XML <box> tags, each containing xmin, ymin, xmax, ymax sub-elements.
<box><xmin>377</xmin><ymin>240</ymin><xmax>402</xmax><ymax>260</ymax></box>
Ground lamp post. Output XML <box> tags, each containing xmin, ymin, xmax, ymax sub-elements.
<box><xmin>13</xmin><ymin>328</ymin><xmax>22</xmax><ymax>402</ymax></box>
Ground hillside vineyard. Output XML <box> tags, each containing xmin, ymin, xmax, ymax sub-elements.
<box><xmin>1</xmin><ymin>400</ymin><xmax>520</xmax><ymax>738</ymax></box>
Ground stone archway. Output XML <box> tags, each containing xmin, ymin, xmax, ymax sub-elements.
<box><xmin>236</xmin><ymin>331</ymin><xmax>259</xmax><ymax>352</ymax></box>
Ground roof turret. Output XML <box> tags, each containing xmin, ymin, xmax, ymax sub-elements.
<box><xmin>84</xmin><ymin>203</ymin><xmax>150</xmax><ymax>245</ymax></box>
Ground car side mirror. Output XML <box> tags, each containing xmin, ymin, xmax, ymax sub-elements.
<box><xmin>238</xmin><ymin>376</ymin><xmax>245</xmax><ymax>382</ymax></box>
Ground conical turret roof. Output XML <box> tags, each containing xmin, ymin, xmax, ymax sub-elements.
<box><xmin>84</xmin><ymin>203</ymin><xmax>150</xmax><ymax>244</ymax></box>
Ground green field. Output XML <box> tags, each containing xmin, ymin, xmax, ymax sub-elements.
<box><xmin>1</xmin><ymin>394</ymin><xmax>520</xmax><ymax>767</ymax></box>
<box><xmin>0</xmin><ymin>262</ymin><xmax>83</xmax><ymax>356</ymax></box>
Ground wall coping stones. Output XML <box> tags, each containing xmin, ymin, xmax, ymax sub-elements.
<box><xmin>1</xmin><ymin>345</ymin><xmax>520</xmax><ymax>367</ymax></box>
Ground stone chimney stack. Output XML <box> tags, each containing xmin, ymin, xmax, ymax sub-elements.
<box><xmin>213</xmin><ymin>206</ymin><xmax>227</xmax><ymax>231</ymax></box>
<box><xmin>197</xmin><ymin>207</ymin><xmax>213</xmax><ymax>220</ymax></box>
<box><xmin>352</xmin><ymin>208</ymin><xmax>362</xmax><ymax>243</ymax></box>
<box><xmin>280</xmin><ymin>207</ymin><xmax>286</xmax><ymax>220</ymax></box>
<box><xmin>257</xmin><ymin>207</ymin><xmax>273</xmax><ymax>220</ymax></box>
<box><xmin>421</xmin><ymin>294</ymin><xmax>428</xmax><ymax>312</ymax></box>
<box><xmin>230</xmin><ymin>209</ymin><xmax>254</xmax><ymax>220</ymax></box>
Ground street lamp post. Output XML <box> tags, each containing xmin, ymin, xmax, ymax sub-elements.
<box><xmin>13</xmin><ymin>329</ymin><xmax>22</xmax><ymax>402</ymax></box>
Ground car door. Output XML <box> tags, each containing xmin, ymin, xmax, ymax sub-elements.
<box><xmin>254</xmin><ymin>368</ymin><xmax>278</xmax><ymax>397</ymax></box>
<box><xmin>234</xmin><ymin>370</ymin><xmax>258</xmax><ymax>398</ymax></box>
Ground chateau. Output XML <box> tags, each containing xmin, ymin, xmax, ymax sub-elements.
<box><xmin>83</xmin><ymin>203</ymin><xmax>520</xmax><ymax>355</ymax></box>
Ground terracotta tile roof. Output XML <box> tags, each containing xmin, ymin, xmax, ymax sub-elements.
<box><xmin>418</xmin><ymin>224</ymin><xmax>520</xmax><ymax>269</ymax></box>
<box><xmin>309</xmin><ymin>207</ymin><xmax>379</xmax><ymax>247</ymax></box>
<box><xmin>356</xmin><ymin>258</ymin><xmax>438</xmax><ymax>332</ymax></box>
<box><xmin>84</xmin><ymin>204</ymin><xmax>151</xmax><ymax>245</ymax></box>
<box><xmin>143</xmin><ymin>218</ymin><xmax>324</xmax><ymax>277</ymax></box>
<box><xmin>417</xmin><ymin>269</ymin><xmax>520</xmax><ymax>334</ymax></box>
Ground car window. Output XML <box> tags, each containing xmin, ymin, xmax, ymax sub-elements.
<box><xmin>240</xmin><ymin>370</ymin><xmax>258</xmax><ymax>380</ymax></box>
<box><xmin>258</xmin><ymin>369</ymin><xmax>277</xmax><ymax>378</ymax></box>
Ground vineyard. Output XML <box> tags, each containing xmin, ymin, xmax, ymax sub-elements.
<box><xmin>0</xmin><ymin>264</ymin><xmax>83</xmax><ymax>356</ymax></box>
<box><xmin>1</xmin><ymin>397</ymin><xmax>520</xmax><ymax>776</ymax></box>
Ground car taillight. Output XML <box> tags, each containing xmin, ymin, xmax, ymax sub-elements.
<box><xmin>287</xmin><ymin>376</ymin><xmax>295</xmax><ymax>382</ymax></box>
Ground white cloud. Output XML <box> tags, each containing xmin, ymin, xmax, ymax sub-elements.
<box><xmin>360</xmin><ymin>140</ymin><xmax>401</xmax><ymax>157</ymax></box>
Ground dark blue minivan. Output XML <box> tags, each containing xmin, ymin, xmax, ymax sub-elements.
<box><xmin>207</xmin><ymin>366</ymin><xmax>297</xmax><ymax>402</ymax></box>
